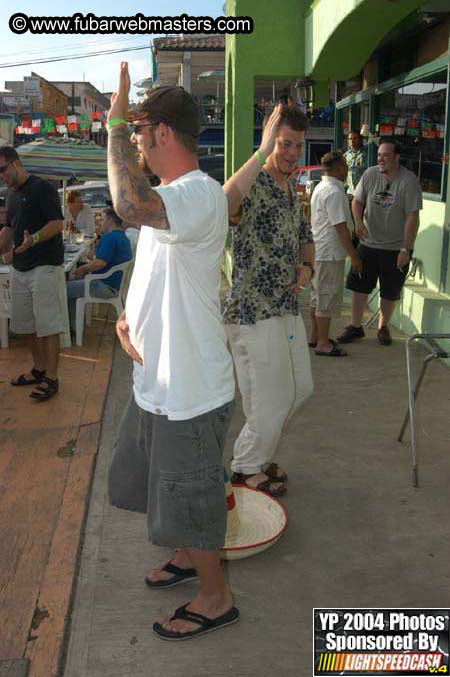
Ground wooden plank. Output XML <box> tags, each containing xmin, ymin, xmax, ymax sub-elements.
<box><xmin>25</xmin><ymin>450</ymin><xmax>97</xmax><ymax>677</ymax></box>
<box><xmin>81</xmin><ymin>330</ymin><xmax>115</xmax><ymax>426</ymax></box>
<box><xmin>0</xmin><ymin>659</ymin><xmax>29</xmax><ymax>677</ymax></box>
<box><xmin>0</xmin><ymin>428</ymin><xmax>73</xmax><ymax>658</ymax></box>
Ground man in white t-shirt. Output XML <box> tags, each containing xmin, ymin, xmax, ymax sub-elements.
<box><xmin>106</xmin><ymin>62</ymin><xmax>236</xmax><ymax>642</ymax></box>
<box><xmin>310</xmin><ymin>151</ymin><xmax>362</xmax><ymax>355</ymax></box>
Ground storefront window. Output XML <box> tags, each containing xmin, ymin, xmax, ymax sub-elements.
<box><xmin>377</xmin><ymin>70</ymin><xmax>447</xmax><ymax>195</ymax></box>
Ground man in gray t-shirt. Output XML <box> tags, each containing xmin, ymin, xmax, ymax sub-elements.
<box><xmin>337</xmin><ymin>139</ymin><xmax>422</xmax><ymax>346</ymax></box>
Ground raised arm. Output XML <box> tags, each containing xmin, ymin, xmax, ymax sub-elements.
<box><xmin>223</xmin><ymin>105</ymin><xmax>282</xmax><ymax>217</ymax></box>
<box><xmin>107</xmin><ymin>62</ymin><xmax>169</xmax><ymax>230</ymax></box>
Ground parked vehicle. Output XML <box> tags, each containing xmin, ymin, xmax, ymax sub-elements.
<box><xmin>198</xmin><ymin>153</ymin><xmax>225</xmax><ymax>184</ymax></box>
<box><xmin>292</xmin><ymin>164</ymin><xmax>324</xmax><ymax>193</ymax></box>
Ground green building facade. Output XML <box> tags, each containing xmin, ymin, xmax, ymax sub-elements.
<box><xmin>225</xmin><ymin>0</ymin><xmax>450</xmax><ymax>336</ymax></box>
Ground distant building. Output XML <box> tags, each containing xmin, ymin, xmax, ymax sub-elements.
<box><xmin>4</xmin><ymin>72</ymin><xmax>68</xmax><ymax>117</ymax></box>
<box><xmin>50</xmin><ymin>81</ymin><xmax>110</xmax><ymax>119</ymax></box>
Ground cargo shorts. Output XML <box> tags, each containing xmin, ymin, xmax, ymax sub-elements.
<box><xmin>108</xmin><ymin>394</ymin><xmax>235</xmax><ymax>551</ymax></box>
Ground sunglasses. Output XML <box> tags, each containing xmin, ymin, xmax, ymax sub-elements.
<box><xmin>129</xmin><ymin>122</ymin><xmax>159</xmax><ymax>135</ymax></box>
<box><xmin>0</xmin><ymin>161</ymin><xmax>13</xmax><ymax>173</ymax></box>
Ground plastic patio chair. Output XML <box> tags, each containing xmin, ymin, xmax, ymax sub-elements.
<box><xmin>75</xmin><ymin>260</ymin><xmax>132</xmax><ymax>346</ymax></box>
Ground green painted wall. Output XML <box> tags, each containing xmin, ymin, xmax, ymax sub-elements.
<box><xmin>305</xmin><ymin>0</ymin><xmax>424</xmax><ymax>79</ymax></box>
<box><xmin>413</xmin><ymin>201</ymin><xmax>447</xmax><ymax>294</ymax></box>
<box><xmin>225</xmin><ymin>0</ymin><xmax>308</xmax><ymax>174</ymax></box>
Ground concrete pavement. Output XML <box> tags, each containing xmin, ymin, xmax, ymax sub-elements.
<box><xmin>63</xmin><ymin>303</ymin><xmax>450</xmax><ymax>677</ymax></box>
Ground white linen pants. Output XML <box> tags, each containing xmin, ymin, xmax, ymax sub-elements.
<box><xmin>226</xmin><ymin>314</ymin><xmax>313</xmax><ymax>475</ymax></box>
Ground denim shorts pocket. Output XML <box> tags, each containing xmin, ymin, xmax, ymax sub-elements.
<box><xmin>160</xmin><ymin>464</ymin><xmax>226</xmax><ymax>538</ymax></box>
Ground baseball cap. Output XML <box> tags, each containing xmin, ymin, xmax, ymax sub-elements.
<box><xmin>129</xmin><ymin>86</ymin><xmax>200</xmax><ymax>138</ymax></box>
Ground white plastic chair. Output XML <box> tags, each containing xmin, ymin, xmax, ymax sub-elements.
<box><xmin>0</xmin><ymin>273</ymin><xmax>11</xmax><ymax>349</ymax></box>
<box><xmin>75</xmin><ymin>260</ymin><xmax>132</xmax><ymax>346</ymax></box>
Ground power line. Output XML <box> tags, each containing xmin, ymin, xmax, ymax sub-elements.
<box><xmin>0</xmin><ymin>35</ymin><xmax>150</xmax><ymax>59</ymax></box>
<box><xmin>0</xmin><ymin>44</ymin><xmax>150</xmax><ymax>69</ymax></box>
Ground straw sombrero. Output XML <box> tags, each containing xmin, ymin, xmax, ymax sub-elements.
<box><xmin>221</xmin><ymin>477</ymin><xmax>288</xmax><ymax>560</ymax></box>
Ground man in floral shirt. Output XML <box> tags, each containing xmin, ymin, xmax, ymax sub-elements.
<box><xmin>223</xmin><ymin>105</ymin><xmax>314</xmax><ymax>496</ymax></box>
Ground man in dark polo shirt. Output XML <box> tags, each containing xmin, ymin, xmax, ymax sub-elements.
<box><xmin>0</xmin><ymin>146</ymin><xmax>65</xmax><ymax>400</ymax></box>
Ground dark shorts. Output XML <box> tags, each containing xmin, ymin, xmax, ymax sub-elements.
<box><xmin>108</xmin><ymin>394</ymin><xmax>235</xmax><ymax>551</ymax></box>
<box><xmin>346</xmin><ymin>244</ymin><xmax>411</xmax><ymax>301</ymax></box>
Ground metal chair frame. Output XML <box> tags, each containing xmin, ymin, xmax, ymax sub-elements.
<box><xmin>398</xmin><ymin>333</ymin><xmax>450</xmax><ymax>487</ymax></box>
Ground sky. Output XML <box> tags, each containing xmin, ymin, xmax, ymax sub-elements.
<box><xmin>0</xmin><ymin>1</ymin><xmax>224</xmax><ymax>101</ymax></box>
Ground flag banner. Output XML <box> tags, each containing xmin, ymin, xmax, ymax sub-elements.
<box><xmin>56</xmin><ymin>125</ymin><xmax>67</xmax><ymax>134</ymax></box>
<box><xmin>314</xmin><ymin>609</ymin><xmax>449</xmax><ymax>676</ymax></box>
<box><xmin>55</xmin><ymin>116</ymin><xmax>67</xmax><ymax>125</ymax></box>
<box><xmin>67</xmin><ymin>115</ymin><xmax>78</xmax><ymax>124</ymax></box>
<box><xmin>22</xmin><ymin>119</ymin><xmax>31</xmax><ymax>128</ymax></box>
<box><xmin>31</xmin><ymin>127</ymin><xmax>40</xmax><ymax>134</ymax></box>
<box><xmin>32</xmin><ymin>119</ymin><xmax>41</xmax><ymax>127</ymax></box>
<box><xmin>92</xmin><ymin>121</ymin><xmax>102</xmax><ymax>131</ymax></box>
<box><xmin>91</xmin><ymin>112</ymin><xmax>102</xmax><ymax>120</ymax></box>
<box><xmin>68</xmin><ymin>123</ymin><xmax>78</xmax><ymax>132</ymax></box>
<box><xmin>43</xmin><ymin>118</ymin><xmax>55</xmax><ymax>132</ymax></box>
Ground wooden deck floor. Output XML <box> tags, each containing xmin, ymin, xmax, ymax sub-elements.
<box><xmin>0</xmin><ymin>316</ymin><xmax>115</xmax><ymax>677</ymax></box>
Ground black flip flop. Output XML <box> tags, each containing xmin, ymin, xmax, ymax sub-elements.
<box><xmin>315</xmin><ymin>343</ymin><xmax>347</xmax><ymax>357</ymax></box>
<box><xmin>11</xmin><ymin>368</ymin><xmax>46</xmax><ymax>386</ymax></box>
<box><xmin>153</xmin><ymin>603</ymin><xmax>239</xmax><ymax>641</ymax></box>
<box><xmin>145</xmin><ymin>561</ymin><xmax>198</xmax><ymax>589</ymax></box>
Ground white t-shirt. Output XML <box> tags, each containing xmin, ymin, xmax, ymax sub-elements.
<box><xmin>311</xmin><ymin>175</ymin><xmax>352</xmax><ymax>261</ymax></box>
<box><xmin>126</xmin><ymin>169</ymin><xmax>235</xmax><ymax>420</ymax></box>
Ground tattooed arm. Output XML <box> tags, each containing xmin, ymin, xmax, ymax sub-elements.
<box><xmin>107</xmin><ymin>125</ymin><xmax>169</xmax><ymax>230</ymax></box>
<box><xmin>107</xmin><ymin>61</ymin><xmax>168</xmax><ymax>230</ymax></box>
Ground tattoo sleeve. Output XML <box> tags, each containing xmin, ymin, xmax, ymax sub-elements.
<box><xmin>107</xmin><ymin>126</ymin><xmax>169</xmax><ymax>230</ymax></box>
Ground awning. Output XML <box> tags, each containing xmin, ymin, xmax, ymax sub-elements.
<box><xmin>16</xmin><ymin>137</ymin><xmax>107</xmax><ymax>182</ymax></box>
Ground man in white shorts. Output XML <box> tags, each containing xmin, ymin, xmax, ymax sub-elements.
<box><xmin>309</xmin><ymin>151</ymin><xmax>362</xmax><ymax>356</ymax></box>
<box><xmin>0</xmin><ymin>146</ymin><xmax>65</xmax><ymax>401</ymax></box>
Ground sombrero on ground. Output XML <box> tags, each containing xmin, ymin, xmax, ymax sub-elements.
<box><xmin>221</xmin><ymin>476</ymin><xmax>288</xmax><ymax>560</ymax></box>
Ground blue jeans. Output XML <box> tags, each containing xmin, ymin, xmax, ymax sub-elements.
<box><xmin>66</xmin><ymin>279</ymin><xmax>117</xmax><ymax>329</ymax></box>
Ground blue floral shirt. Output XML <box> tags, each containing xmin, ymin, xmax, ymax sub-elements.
<box><xmin>223</xmin><ymin>170</ymin><xmax>313</xmax><ymax>325</ymax></box>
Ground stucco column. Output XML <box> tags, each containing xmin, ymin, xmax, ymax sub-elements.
<box><xmin>181</xmin><ymin>51</ymin><xmax>191</xmax><ymax>92</ymax></box>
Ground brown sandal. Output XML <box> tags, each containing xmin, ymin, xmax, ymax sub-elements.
<box><xmin>231</xmin><ymin>471</ymin><xmax>286</xmax><ymax>497</ymax></box>
<box><xmin>262</xmin><ymin>463</ymin><xmax>288</xmax><ymax>483</ymax></box>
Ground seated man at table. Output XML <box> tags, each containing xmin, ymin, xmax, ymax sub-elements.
<box><xmin>66</xmin><ymin>190</ymin><xmax>95</xmax><ymax>237</ymax></box>
<box><xmin>66</xmin><ymin>207</ymin><xmax>132</xmax><ymax>331</ymax></box>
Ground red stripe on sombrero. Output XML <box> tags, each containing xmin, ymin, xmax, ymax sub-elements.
<box><xmin>226</xmin><ymin>493</ymin><xmax>236</xmax><ymax>510</ymax></box>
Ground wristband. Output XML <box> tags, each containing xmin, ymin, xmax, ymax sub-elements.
<box><xmin>107</xmin><ymin>117</ymin><xmax>128</xmax><ymax>130</ymax></box>
<box><xmin>32</xmin><ymin>232</ymin><xmax>40</xmax><ymax>245</ymax></box>
<box><xmin>254</xmin><ymin>149</ymin><xmax>266</xmax><ymax>168</ymax></box>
